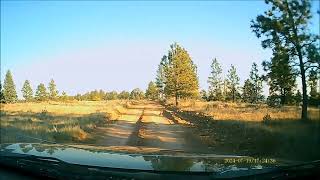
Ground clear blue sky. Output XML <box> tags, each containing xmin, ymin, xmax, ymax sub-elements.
<box><xmin>1</xmin><ymin>1</ymin><xmax>319</xmax><ymax>97</ymax></box>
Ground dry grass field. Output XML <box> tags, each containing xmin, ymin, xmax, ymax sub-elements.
<box><xmin>0</xmin><ymin>100</ymin><xmax>128</xmax><ymax>143</ymax></box>
<box><xmin>171</xmin><ymin>100</ymin><xmax>319</xmax><ymax>121</ymax></box>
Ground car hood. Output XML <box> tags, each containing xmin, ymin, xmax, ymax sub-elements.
<box><xmin>0</xmin><ymin>143</ymin><xmax>297</xmax><ymax>173</ymax></box>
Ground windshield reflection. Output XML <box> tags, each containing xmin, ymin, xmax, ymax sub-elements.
<box><xmin>1</xmin><ymin>143</ymin><xmax>290</xmax><ymax>173</ymax></box>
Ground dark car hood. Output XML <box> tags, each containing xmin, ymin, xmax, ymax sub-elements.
<box><xmin>0</xmin><ymin>143</ymin><xmax>296</xmax><ymax>173</ymax></box>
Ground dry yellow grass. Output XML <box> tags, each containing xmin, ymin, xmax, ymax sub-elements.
<box><xmin>0</xmin><ymin>100</ymin><xmax>129</xmax><ymax>143</ymax></box>
<box><xmin>171</xmin><ymin>100</ymin><xmax>319</xmax><ymax>121</ymax></box>
<box><xmin>2</xmin><ymin>100</ymin><xmax>125</xmax><ymax>116</ymax></box>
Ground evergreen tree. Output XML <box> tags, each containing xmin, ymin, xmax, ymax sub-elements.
<box><xmin>262</xmin><ymin>51</ymin><xmax>296</xmax><ymax>105</ymax></box>
<box><xmin>98</xmin><ymin>90</ymin><xmax>106</xmax><ymax>100</ymax></box>
<box><xmin>163</xmin><ymin>43</ymin><xmax>199</xmax><ymax>105</ymax></box>
<box><xmin>226</xmin><ymin>65</ymin><xmax>240</xmax><ymax>102</ymax></box>
<box><xmin>308</xmin><ymin>69</ymin><xmax>320</xmax><ymax>106</ymax></box>
<box><xmin>308</xmin><ymin>69</ymin><xmax>319</xmax><ymax>98</ymax></box>
<box><xmin>130</xmin><ymin>88</ymin><xmax>145</xmax><ymax>100</ymax></box>
<box><xmin>248</xmin><ymin>62</ymin><xmax>264</xmax><ymax>103</ymax></box>
<box><xmin>0</xmin><ymin>81</ymin><xmax>5</xmax><ymax>103</ymax></box>
<box><xmin>207</xmin><ymin>58</ymin><xmax>223</xmax><ymax>101</ymax></box>
<box><xmin>242</xmin><ymin>79</ymin><xmax>254</xmax><ymax>103</ymax></box>
<box><xmin>105</xmin><ymin>91</ymin><xmax>118</xmax><ymax>100</ymax></box>
<box><xmin>22</xmin><ymin>80</ymin><xmax>33</xmax><ymax>101</ymax></box>
<box><xmin>251</xmin><ymin>0</ymin><xmax>320</xmax><ymax>120</ymax></box>
<box><xmin>90</xmin><ymin>90</ymin><xmax>101</xmax><ymax>101</ymax></box>
<box><xmin>200</xmin><ymin>89</ymin><xmax>208</xmax><ymax>101</ymax></box>
<box><xmin>146</xmin><ymin>81</ymin><xmax>158</xmax><ymax>100</ymax></box>
<box><xmin>3</xmin><ymin>70</ymin><xmax>18</xmax><ymax>103</ymax></box>
<box><xmin>35</xmin><ymin>83</ymin><xmax>48</xmax><ymax>101</ymax></box>
<box><xmin>60</xmin><ymin>91</ymin><xmax>68</xmax><ymax>101</ymax></box>
<box><xmin>48</xmin><ymin>79</ymin><xmax>59</xmax><ymax>100</ymax></box>
<box><xmin>118</xmin><ymin>91</ymin><xmax>130</xmax><ymax>100</ymax></box>
<box><xmin>295</xmin><ymin>90</ymin><xmax>302</xmax><ymax>105</ymax></box>
<box><xmin>222</xmin><ymin>78</ymin><xmax>229</xmax><ymax>101</ymax></box>
<box><xmin>156</xmin><ymin>55</ymin><xmax>168</xmax><ymax>100</ymax></box>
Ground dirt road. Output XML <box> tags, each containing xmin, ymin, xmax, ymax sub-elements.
<box><xmin>93</xmin><ymin>101</ymin><xmax>210</xmax><ymax>153</ymax></box>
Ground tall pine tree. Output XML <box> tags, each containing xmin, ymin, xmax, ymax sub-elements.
<box><xmin>22</xmin><ymin>80</ymin><xmax>33</xmax><ymax>101</ymax></box>
<box><xmin>308</xmin><ymin>69</ymin><xmax>320</xmax><ymax>106</ymax></box>
<box><xmin>155</xmin><ymin>55</ymin><xmax>168</xmax><ymax>100</ymax></box>
<box><xmin>130</xmin><ymin>88</ymin><xmax>145</xmax><ymax>100</ymax></box>
<box><xmin>0</xmin><ymin>81</ymin><xmax>5</xmax><ymax>103</ymax></box>
<box><xmin>163</xmin><ymin>43</ymin><xmax>199</xmax><ymax>106</ymax></box>
<box><xmin>251</xmin><ymin>0</ymin><xmax>320</xmax><ymax>120</ymax></box>
<box><xmin>35</xmin><ymin>83</ymin><xmax>48</xmax><ymax>101</ymax></box>
<box><xmin>118</xmin><ymin>91</ymin><xmax>130</xmax><ymax>100</ymax></box>
<box><xmin>226</xmin><ymin>65</ymin><xmax>240</xmax><ymax>102</ymax></box>
<box><xmin>3</xmin><ymin>70</ymin><xmax>17</xmax><ymax>103</ymax></box>
<box><xmin>207</xmin><ymin>58</ymin><xmax>223</xmax><ymax>101</ymax></box>
<box><xmin>48</xmin><ymin>79</ymin><xmax>59</xmax><ymax>100</ymax></box>
<box><xmin>262</xmin><ymin>50</ymin><xmax>296</xmax><ymax>106</ymax></box>
<box><xmin>248</xmin><ymin>62</ymin><xmax>264</xmax><ymax>103</ymax></box>
<box><xmin>146</xmin><ymin>81</ymin><xmax>158</xmax><ymax>100</ymax></box>
<box><xmin>242</xmin><ymin>79</ymin><xmax>254</xmax><ymax>103</ymax></box>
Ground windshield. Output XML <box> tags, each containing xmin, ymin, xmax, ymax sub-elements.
<box><xmin>0</xmin><ymin>0</ymin><xmax>320</xmax><ymax>176</ymax></box>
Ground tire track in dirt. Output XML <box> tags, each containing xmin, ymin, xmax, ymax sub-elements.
<box><xmin>92</xmin><ymin>101</ymin><xmax>211</xmax><ymax>153</ymax></box>
<box><xmin>126</xmin><ymin>108</ymin><xmax>145</xmax><ymax>146</ymax></box>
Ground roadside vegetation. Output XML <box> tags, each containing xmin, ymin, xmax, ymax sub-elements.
<box><xmin>0</xmin><ymin>101</ymin><xmax>128</xmax><ymax>143</ymax></box>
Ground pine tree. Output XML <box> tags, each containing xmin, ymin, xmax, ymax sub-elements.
<box><xmin>48</xmin><ymin>79</ymin><xmax>59</xmax><ymax>100</ymax></box>
<box><xmin>130</xmin><ymin>88</ymin><xmax>145</xmax><ymax>100</ymax></box>
<box><xmin>60</xmin><ymin>91</ymin><xmax>68</xmax><ymax>101</ymax></box>
<box><xmin>98</xmin><ymin>90</ymin><xmax>106</xmax><ymax>100</ymax></box>
<box><xmin>106</xmin><ymin>91</ymin><xmax>118</xmax><ymax>100</ymax></box>
<box><xmin>118</xmin><ymin>91</ymin><xmax>130</xmax><ymax>99</ymax></box>
<box><xmin>156</xmin><ymin>55</ymin><xmax>168</xmax><ymax>100</ymax></box>
<box><xmin>163</xmin><ymin>43</ymin><xmax>199</xmax><ymax>105</ymax></box>
<box><xmin>22</xmin><ymin>80</ymin><xmax>33</xmax><ymax>101</ymax></box>
<box><xmin>200</xmin><ymin>89</ymin><xmax>208</xmax><ymax>101</ymax></box>
<box><xmin>146</xmin><ymin>81</ymin><xmax>158</xmax><ymax>100</ymax></box>
<box><xmin>308</xmin><ymin>69</ymin><xmax>320</xmax><ymax>106</ymax></box>
<box><xmin>222</xmin><ymin>78</ymin><xmax>229</xmax><ymax>101</ymax></box>
<box><xmin>251</xmin><ymin>0</ymin><xmax>320</xmax><ymax>120</ymax></box>
<box><xmin>248</xmin><ymin>62</ymin><xmax>264</xmax><ymax>103</ymax></box>
<box><xmin>207</xmin><ymin>58</ymin><xmax>223</xmax><ymax>101</ymax></box>
<box><xmin>3</xmin><ymin>70</ymin><xmax>18</xmax><ymax>103</ymax></box>
<box><xmin>90</xmin><ymin>90</ymin><xmax>101</xmax><ymax>101</ymax></box>
<box><xmin>0</xmin><ymin>81</ymin><xmax>5</xmax><ymax>103</ymax></box>
<box><xmin>35</xmin><ymin>83</ymin><xmax>48</xmax><ymax>101</ymax></box>
<box><xmin>262</xmin><ymin>51</ymin><xmax>296</xmax><ymax>106</ymax></box>
<box><xmin>295</xmin><ymin>90</ymin><xmax>302</xmax><ymax>105</ymax></box>
<box><xmin>308</xmin><ymin>69</ymin><xmax>319</xmax><ymax>98</ymax></box>
<box><xmin>242</xmin><ymin>79</ymin><xmax>254</xmax><ymax>103</ymax></box>
<box><xmin>226</xmin><ymin>65</ymin><xmax>240</xmax><ymax>102</ymax></box>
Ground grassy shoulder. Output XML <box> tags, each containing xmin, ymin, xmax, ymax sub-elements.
<box><xmin>0</xmin><ymin>100</ymin><xmax>128</xmax><ymax>143</ymax></box>
<box><xmin>169</xmin><ymin>99</ymin><xmax>319</xmax><ymax>121</ymax></box>
<box><xmin>165</xmin><ymin>100</ymin><xmax>320</xmax><ymax>161</ymax></box>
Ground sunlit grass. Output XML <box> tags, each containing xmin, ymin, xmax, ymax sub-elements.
<box><xmin>171</xmin><ymin>100</ymin><xmax>319</xmax><ymax>121</ymax></box>
<box><xmin>0</xmin><ymin>100</ymin><xmax>128</xmax><ymax>143</ymax></box>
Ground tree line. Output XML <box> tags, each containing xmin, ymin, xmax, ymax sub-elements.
<box><xmin>0</xmin><ymin>71</ymin><xmax>153</xmax><ymax>103</ymax></box>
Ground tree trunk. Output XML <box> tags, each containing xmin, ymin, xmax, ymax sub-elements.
<box><xmin>298</xmin><ymin>48</ymin><xmax>308</xmax><ymax>121</ymax></box>
<box><xmin>300</xmin><ymin>65</ymin><xmax>308</xmax><ymax>120</ymax></box>
<box><xmin>175</xmin><ymin>91</ymin><xmax>178</xmax><ymax>106</ymax></box>
<box><xmin>232</xmin><ymin>89</ymin><xmax>235</xmax><ymax>102</ymax></box>
<box><xmin>287</xmin><ymin>6</ymin><xmax>308</xmax><ymax>121</ymax></box>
